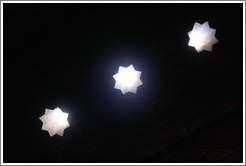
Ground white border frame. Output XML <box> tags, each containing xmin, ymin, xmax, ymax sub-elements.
<box><xmin>1</xmin><ymin>1</ymin><xmax>245</xmax><ymax>165</ymax></box>
<box><xmin>0</xmin><ymin>1</ymin><xmax>245</xmax><ymax>3</ymax></box>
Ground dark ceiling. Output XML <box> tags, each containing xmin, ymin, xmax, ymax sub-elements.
<box><xmin>3</xmin><ymin>3</ymin><xmax>243</xmax><ymax>163</ymax></box>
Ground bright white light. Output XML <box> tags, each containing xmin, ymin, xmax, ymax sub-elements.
<box><xmin>188</xmin><ymin>21</ymin><xmax>218</xmax><ymax>52</ymax></box>
<box><xmin>113</xmin><ymin>64</ymin><xmax>142</xmax><ymax>94</ymax></box>
<box><xmin>39</xmin><ymin>107</ymin><xmax>70</xmax><ymax>137</ymax></box>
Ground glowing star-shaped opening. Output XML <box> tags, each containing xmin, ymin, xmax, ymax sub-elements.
<box><xmin>113</xmin><ymin>64</ymin><xmax>143</xmax><ymax>94</ymax></box>
<box><xmin>39</xmin><ymin>107</ymin><xmax>70</xmax><ymax>137</ymax></box>
<box><xmin>188</xmin><ymin>21</ymin><xmax>218</xmax><ymax>52</ymax></box>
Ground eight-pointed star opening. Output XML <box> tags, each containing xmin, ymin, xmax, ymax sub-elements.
<box><xmin>113</xmin><ymin>64</ymin><xmax>143</xmax><ymax>94</ymax></box>
<box><xmin>39</xmin><ymin>107</ymin><xmax>70</xmax><ymax>137</ymax></box>
<box><xmin>188</xmin><ymin>21</ymin><xmax>218</xmax><ymax>52</ymax></box>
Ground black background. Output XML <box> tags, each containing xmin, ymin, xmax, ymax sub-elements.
<box><xmin>3</xmin><ymin>3</ymin><xmax>243</xmax><ymax>163</ymax></box>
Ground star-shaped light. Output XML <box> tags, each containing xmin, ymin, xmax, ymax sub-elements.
<box><xmin>188</xmin><ymin>21</ymin><xmax>218</xmax><ymax>52</ymax></box>
<box><xmin>113</xmin><ymin>64</ymin><xmax>142</xmax><ymax>94</ymax></box>
<box><xmin>39</xmin><ymin>107</ymin><xmax>70</xmax><ymax>137</ymax></box>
